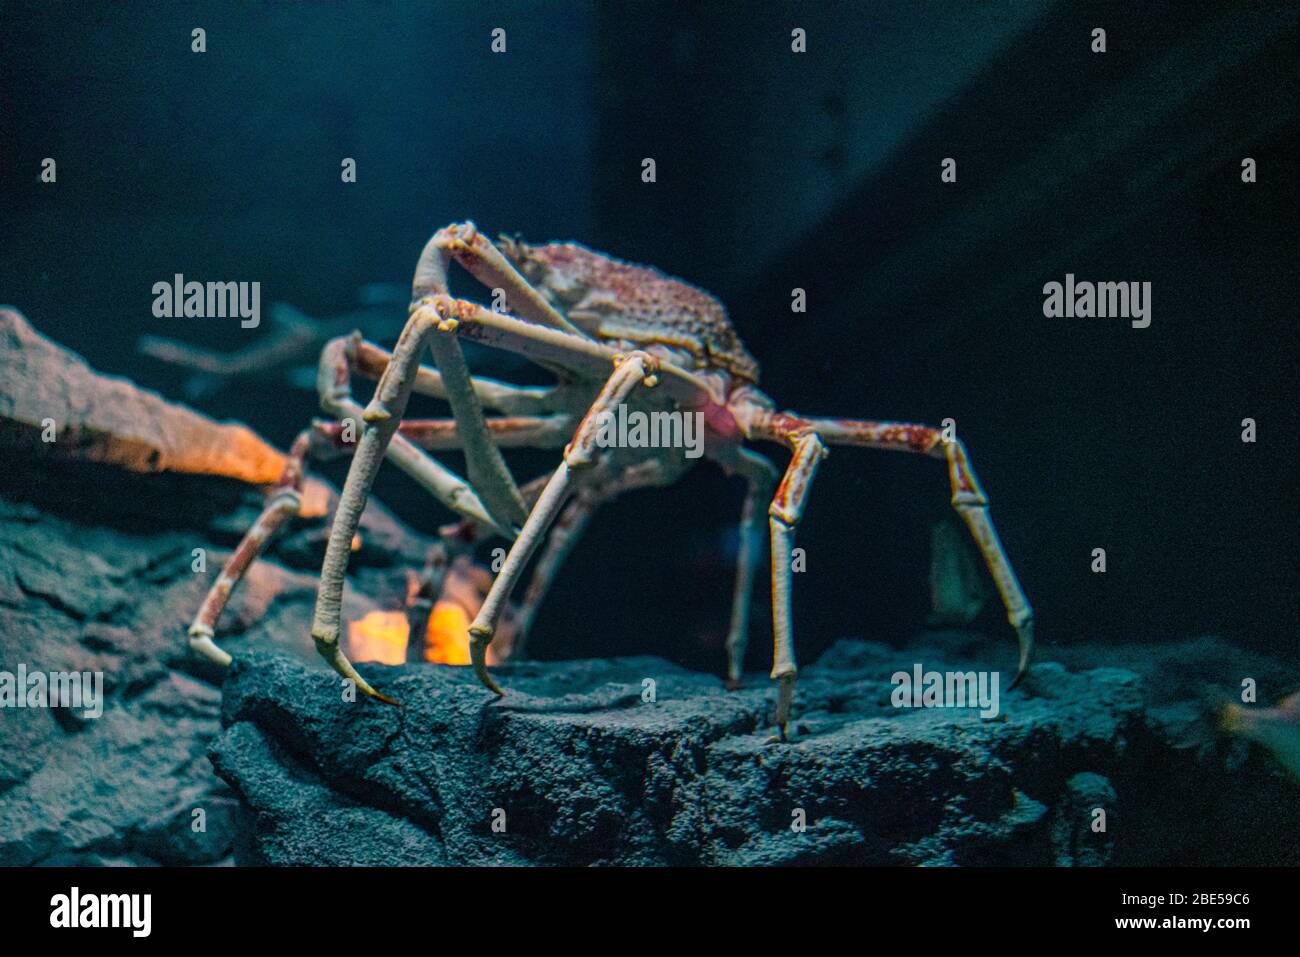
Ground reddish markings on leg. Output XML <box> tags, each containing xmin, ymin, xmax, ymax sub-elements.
<box><xmin>824</xmin><ymin>419</ymin><xmax>940</xmax><ymax>454</ymax></box>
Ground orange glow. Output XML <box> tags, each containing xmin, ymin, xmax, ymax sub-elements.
<box><xmin>425</xmin><ymin>601</ymin><xmax>473</xmax><ymax>664</ymax></box>
<box><xmin>346</xmin><ymin>603</ymin><xmax>500</xmax><ymax>666</ymax></box>
<box><xmin>346</xmin><ymin>611</ymin><xmax>409</xmax><ymax>666</ymax></box>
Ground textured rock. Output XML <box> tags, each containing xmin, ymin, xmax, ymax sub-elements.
<box><xmin>0</xmin><ymin>472</ymin><xmax>428</xmax><ymax>867</ymax></box>
<box><xmin>0</xmin><ymin>311</ymin><xmax>433</xmax><ymax>865</ymax></box>
<box><xmin>211</xmin><ymin>634</ymin><xmax>1300</xmax><ymax>866</ymax></box>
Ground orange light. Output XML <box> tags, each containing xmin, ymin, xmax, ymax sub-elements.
<box><xmin>346</xmin><ymin>611</ymin><xmax>409</xmax><ymax>666</ymax></box>
<box><xmin>346</xmin><ymin>603</ymin><xmax>499</xmax><ymax>666</ymax></box>
<box><xmin>425</xmin><ymin>601</ymin><xmax>474</xmax><ymax>665</ymax></box>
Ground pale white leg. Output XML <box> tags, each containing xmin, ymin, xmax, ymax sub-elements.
<box><xmin>467</xmin><ymin>352</ymin><xmax>661</xmax><ymax>694</ymax></box>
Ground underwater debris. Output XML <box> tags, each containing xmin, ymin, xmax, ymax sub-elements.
<box><xmin>138</xmin><ymin>294</ymin><xmax>410</xmax><ymax>399</ymax></box>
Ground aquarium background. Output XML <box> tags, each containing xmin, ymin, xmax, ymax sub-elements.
<box><xmin>1</xmin><ymin>1</ymin><xmax>1295</xmax><ymax>676</ymax></box>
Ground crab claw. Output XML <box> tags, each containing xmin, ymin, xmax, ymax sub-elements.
<box><xmin>469</xmin><ymin>626</ymin><xmax>505</xmax><ymax>696</ymax></box>
<box><xmin>314</xmin><ymin>633</ymin><xmax>400</xmax><ymax>706</ymax></box>
<box><xmin>1009</xmin><ymin>618</ymin><xmax>1034</xmax><ymax>690</ymax></box>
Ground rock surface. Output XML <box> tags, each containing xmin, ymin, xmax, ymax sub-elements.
<box><xmin>212</xmin><ymin>633</ymin><xmax>1300</xmax><ymax>866</ymax></box>
<box><xmin>0</xmin><ymin>310</ymin><xmax>428</xmax><ymax>865</ymax></box>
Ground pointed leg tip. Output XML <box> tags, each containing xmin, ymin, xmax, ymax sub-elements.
<box><xmin>352</xmin><ymin>673</ymin><xmax>401</xmax><ymax>706</ymax></box>
<box><xmin>315</xmin><ymin>633</ymin><xmax>399</xmax><ymax>705</ymax></box>
<box><xmin>469</xmin><ymin>629</ymin><xmax>505</xmax><ymax>697</ymax></box>
<box><xmin>1010</xmin><ymin>618</ymin><xmax>1034</xmax><ymax>690</ymax></box>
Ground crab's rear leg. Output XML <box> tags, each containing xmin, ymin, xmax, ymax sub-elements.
<box><xmin>465</xmin><ymin>352</ymin><xmax>663</xmax><ymax>693</ymax></box>
<box><xmin>764</xmin><ymin>428</ymin><xmax>830</xmax><ymax>738</ymax></box>
<box><xmin>772</xmin><ymin>416</ymin><xmax>1034</xmax><ymax>686</ymax></box>
<box><xmin>710</xmin><ymin>447</ymin><xmax>780</xmax><ymax>686</ymax></box>
<box><xmin>188</xmin><ymin>424</ymin><xmax>329</xmax><ymax>666</ymax></box>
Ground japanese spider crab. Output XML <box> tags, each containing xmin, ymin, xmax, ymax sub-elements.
<box><xmin>188</xmin><ymin>221</ymin><xmax>1033</xmax><ymax>738</ymax></box>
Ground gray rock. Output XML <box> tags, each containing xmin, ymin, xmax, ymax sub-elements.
<box><xmin>0</xmin><ymin>311</ymin><xmax>439</xmax><ymax>867</ymax></box>
<box><xmin>1051</xmin><ymin>772</ymin><xmax>1117</xmax><ymax>866</ymax></box>
<box><xmin>210</xmin><ymin>635</ymin><xmax>1300</xmax><ymax>866</ymax></box>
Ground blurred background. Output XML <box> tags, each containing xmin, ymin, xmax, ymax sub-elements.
<box><xmin>1</xmin><ymin>1</ymin><xmax>1295</xmax><ymax>674</ymax></box>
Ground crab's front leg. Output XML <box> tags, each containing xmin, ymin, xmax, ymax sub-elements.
<box><xmin>310</xmin><ymin>303</ymin><xmax>461</xmax><ymax>702</ymax></box>
<box><xmin>410</xmin><ymin>221</ymin><xmax>593</xmax><ymax>533</ymax></box>
<box><xmin>465</xmin><ymin>352</ymin><xmax>662</xmax><ymax>694</ymax></box>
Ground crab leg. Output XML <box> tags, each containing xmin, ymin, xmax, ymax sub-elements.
<box><xmin>186</xmin><ymin>414</ymin><xmax>504</xmax><ymax>667</ymax></box>
<box><xmin>343</xmin><ymin>333</ymin><xmax>558</xmax><ymax>415</ymax></box>
<box><xmin>451</xmin><ymin>303</ymin><xmax>717</xmax><ymax>409</ymax></box>
<box><xmin>466</xmin><ymin>352</ymin><xmax>661</xmax><ymax>693</ymax></box>
<box><xmin>311</xmin><ymin>305</ymin><xmax>585</xmax><ymax>700</ymax></box>
<box><xmin>713</xmin><ymin>448</ymin><xmax>780</xmax><ymax>686</ymax></box>
<box><xmin>317</xmin><ymin>335</ymin><xmax>510</xmax><ymax>534</ymax></box>
<box><xmin>763</xmin><ymin>426</ymin><xmax>829</xmax><ymax>738</ymax></box>
<box><xmin>763</xmin><ymin>415</ymin><xmax>1034</xmax><ymax>687</ymax></box>
<box><xmin>398</xmin><ymin>415</ymin><xmax>570</xmax><ymax>450</ymax></box>
<box><xmin>410</xmin><ymin>226</ymin><xmax>565</xmax><ymax>532</ymax></box>
<box><xmin>415</xmin><ymin>222</ymin><xmax>586</xmax><ymax>337</ymax></box>
<box><xmin>187</xmin><ymin>427</ymin><xmax>320</xmax><ymax>665</ymax></box>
